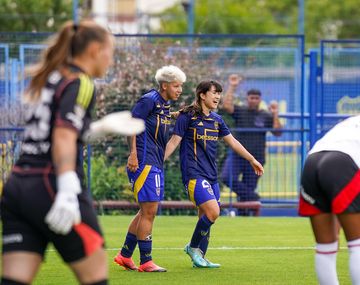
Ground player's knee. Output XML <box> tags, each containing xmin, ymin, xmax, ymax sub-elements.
<box><xmin>140</xmin><ymin>209</ymin><xmax>157</xmax><ymax>221</ymax></box>
<box><xmin>71</xmin><ymin>249</ymin><xmax>107</xmax><ymax>284</ymax></box>
<box><xmin>1</xmin><ymin>277</ymin><xmax>29</xmax><ymax>285</ymax></box>
<box><xmin>206</xmin><ymin>209</ymin><xmax>220</xmax><ymax>222</ymax></box>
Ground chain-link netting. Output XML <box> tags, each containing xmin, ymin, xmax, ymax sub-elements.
<box><xmin>320</xmin><ymin>40</ymin><xmax>360</xmax><ymax>133</ymax></box>
<box><xmin>0</xmin><ymin>33</ymin><xmax>304</xmax><ymax>206</ymax></box>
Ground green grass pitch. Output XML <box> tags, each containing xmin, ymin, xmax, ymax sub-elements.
<box><xmin>23</xmin><ymin>216</ymin><xmax>352</xmax><ymax>285</ymax></box>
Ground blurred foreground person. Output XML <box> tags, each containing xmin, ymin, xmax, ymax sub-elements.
<box><xmin>299</xmin><ymin>115</ymin><xmax>360</xmax><ymax>285</ymax></box>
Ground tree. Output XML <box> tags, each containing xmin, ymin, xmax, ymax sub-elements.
<box><xmin>0</xmin><ymin>0</ymin><xmax>74</xmax><ymax>32</ymax></box>
<box><xmin>154</xmin><ymin>0</ymin><xmax>360</xmax><ymax>44</ymax></box>
<box><xmin>155</xmin><ymin>0</ymin><xmax>297</xmax><ymax>35</ymax></box>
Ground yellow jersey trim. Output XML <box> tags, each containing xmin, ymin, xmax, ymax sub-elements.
<box><xmin>134</xmin><ymin>165</ymin><xmax>152</xmax><ymax>202</ymax></box>
<box><xmin>76</xmin><ymin>74</ymin><xmax>94</xmax><ymax>109</ymax></box>
<box><xmin>188</xmin><ymin>179</ymin><xmax>197</xmax><ymax>205</ymax></box>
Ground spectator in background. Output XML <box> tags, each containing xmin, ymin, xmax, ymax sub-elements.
<box><xmin>220</xmin><ymin>74</ymin><xmax>282</xmax><ymax>214</ymax></box>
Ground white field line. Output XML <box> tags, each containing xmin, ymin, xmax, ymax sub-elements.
<box><xmin>47</xmin><ymin>246</ymin><xmax>350</xmax><ymax>252</ymax></box>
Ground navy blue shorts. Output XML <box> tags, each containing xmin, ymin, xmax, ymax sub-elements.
<box><xmin>128</xmin><ymin>164</ymin><xmax>164</xmax><ymax>203</ymax></box>
<box><xmin>185</xmin><ymin>178</ymin><xmax>220</xmax><ymax>207</ymax></box>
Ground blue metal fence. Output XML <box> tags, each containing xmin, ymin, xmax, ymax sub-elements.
<box><xmin>0</xmin><ymin>44</ymin><xmax>9</xmax><ymax>111</ymax></box>
<box><xmin>319</xmin><ymin>40</ymin><xmax>360</xmax><ymax>135</ymax></box>
<box><xmin>7</xmin><ymin>33</ymin><xmax>360</xmax><ymax>211</ymax></box>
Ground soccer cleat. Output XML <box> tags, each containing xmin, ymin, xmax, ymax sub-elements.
<box><xmin>193</xmin><ymin>257</ymin><xmax>221</xmax><ymax>268</ymax></box>
<box><xmin>184</xmin><ymin>244</ymin><xmax>207</xmax><ymax>267</ymax></box>
<box><xmin>114</xmin><ymin>253</ymin><xmax>138</xmax><ymax>271</ymax></box>
<box><xmin>138</xmin><ymin>260</ymin><xmax>167</xmax><ymax>272</ymax></box>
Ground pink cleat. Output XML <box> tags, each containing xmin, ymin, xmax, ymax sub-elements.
<box><xmin>138</xmin><ymin>260</ymin><xmax>167</xmax><ymax>272</ymax></box>
<box><xmin>114</xmin><ymin>253</ymin><xmax>138</xmax><ymax>271</ymax></box>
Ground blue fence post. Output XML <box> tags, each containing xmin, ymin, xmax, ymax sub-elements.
<box><xmin>10</xmin><ymin>58</ymin><xmax>19</xmax><ymax>107</ymax></box>
<box><xmin>87</xmin><ymin>144</ymin><xmax>92</xmax><ymax>197</ymax></box>
<box><xmin>1</xmin><ymin>45</ymin><xmax>10</xmax><ymax>110</ymax></box>
<box><xmin>73</xmin><ymin>0</ymin><xmax>79</xmax><ymax>24</ymax></box>
<box><xmin>228</xmin><ymin>149</ymin><xmax>233</xmax><ymax>214</ymax></box>
<box><xmin>299</xmin><ymin>35</ymin><xmax>306</xmax><ymax>168</ymax></box>
<box><xmin>309</xmin><ymin>51</ymin><xmax>318</xmax><ymax>148</ymax></box>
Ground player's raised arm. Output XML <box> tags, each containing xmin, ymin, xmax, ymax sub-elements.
<box><xmin>222</xmin><ymin>74</ymin><xmax>242</xmax><ymax>114</ymax></box>
<box><xmin>223</xmin><ymin>133</ymin><xmax>264</xmax><ymax>176</ymax></box>
<box><xmin>164</xmin><ymin>134</ymin><xmax>182</xmax><ymax>161</ymax></box>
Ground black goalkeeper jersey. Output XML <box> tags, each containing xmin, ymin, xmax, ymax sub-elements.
<box><xmin>16</xmin><ymin>65</ymin><xmax>96</xmax><ymax>179</ymax></box>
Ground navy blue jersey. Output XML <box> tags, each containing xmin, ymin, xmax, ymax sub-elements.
<box><xmin>17</xmin><ymin>66</ymin><xmax>95</xmax><ymax>180</ymax></box>
<box><xmin>174</xmin><ymin>111</ymin><xmax>231</xmax><ymax>184</ymax></box>
<box><xmin>132</xmin><ymin>89</ymin><xmax>171</xmax><ymax>169</ymax></box>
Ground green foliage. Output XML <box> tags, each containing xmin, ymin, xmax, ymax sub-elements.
<box><xmin>164</xmin><ymin>149</ymin><xmax>187</xmax><ymax>201</ymax></box>
<box><xmin>95</xmin><ymin>37</ymin><xmax>220</xmax><ymax>117</ymax></box>
<box><xmin>156</xmin><ymin>0</ymin><xmax>297</xmax><ymax>35</ymax></box>
<box><xmin>155</xmin><ymin>0</ymin><xmax>360</xmax><ymax>45</ymax></box>
<box><xmin>89</xmin><ymin>37</ymin><xmax>224</xmax><ymax>201</ymax></box>
<box><xmin>0</xmin><ymin>0</ymin><xmax>77</xmax><ymax>32</ymax></box>
<box><xmin>86</xmin><ymin>155</ymin><xmax>134</xmax><ymax>201</ymax></box>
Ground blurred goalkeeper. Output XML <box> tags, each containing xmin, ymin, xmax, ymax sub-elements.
<box><xmin>0</xmin><ymin>20</ymin><xmax>144</xmax><ymax>285</ymax></box>
<box><xmin>299</xmin><ymin>115</ymin><xmax>360</xmax><ymax>285</ymax></box>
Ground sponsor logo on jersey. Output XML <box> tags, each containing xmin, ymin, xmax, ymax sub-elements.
<box><xmin>196</xmin><ymin>134</ymin><xmax>218</xmax><ymax>141</ymax></box>
<box><xmin>161</xmin><ymin>117</ymin><xmax>171</xmax><ymax>125</ymax></box>
<box><xmin>198</xmin><ymin>121</ymin><xmax>204</xmax><ymax>126</ymax></box>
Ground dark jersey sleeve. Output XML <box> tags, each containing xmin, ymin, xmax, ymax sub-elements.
<box><xmin>55</xmin><ymin>74</ymin><xmax>95</xmax><ymax>134</ymax></box>
<box><xmin>132</xmin><ymin>96</ymin><xmax>154</xmax><ymax>120</ymax></box>
<box><xmin>218</xmin><ymin>117</ymin><xmax>231</xmax><ymax>137</ymax></box>
<box><xmin>173</xmin><ymin>113</ymin><xmax>190</xmax><ymax>137</ymax></box>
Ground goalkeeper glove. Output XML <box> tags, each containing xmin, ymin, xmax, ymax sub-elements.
<box><xmin>84</xmin><ymin>111</ymin><xmax>145</xmax><ymax>141</ymax></box>
<box><xmin>45</xmin><ymin>171</ymin><xmax>81</xmax><ymax>235</ymax></box>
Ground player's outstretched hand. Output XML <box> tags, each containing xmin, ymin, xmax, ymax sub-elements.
<box><xmin>45</xmin><ymin>171</ymin><xmax>81</xmax><ymax>235</ymax></box>
<box><xmin>250</xmin><ymin>159</ymin><xmax>264</xmax><ymax>176</ymax></box>
<box><xmin>85</xmin><ymin>111</ymin><xmax>145</xmax><ymax>141</ymax></box>
<box><xmin>170</xmin><ymin>111</ymin><xmax>180</xmax><ymax>119</ymax></box>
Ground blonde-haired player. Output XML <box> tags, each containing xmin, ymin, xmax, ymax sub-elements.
<box><xmin>114</xmin><ymin>65</ymin><xmax>186</xmax><ymax>272</ymax></box>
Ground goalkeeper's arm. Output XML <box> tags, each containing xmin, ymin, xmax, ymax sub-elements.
<box><xmin>84</xmin><ymin>111</ymin><xmax>145</xmax><ymax>141</ymax></box>
<box><xmin>45</xmin><ymin>127</ymin><xmax>81</xmax><ymax>235</ymax></box>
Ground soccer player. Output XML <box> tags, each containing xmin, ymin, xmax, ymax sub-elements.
<box><xmin>164</xmin><ymin>80</ymin><xmax>264</xmax><ymax>268</ymax></box>
<box><xmin>114</xmin><ymin>65</ymin><xmax>186</xmax><ymax>272</ymax></box>
<box><xmin>0</xmin><ymin>20</ymin><xmax>144</xmax><ymax>285</ymax></box>
<box><xmin>299</xmin><ymin>115</ymin><xmax>360</xmax><ymax>285</ymax></box>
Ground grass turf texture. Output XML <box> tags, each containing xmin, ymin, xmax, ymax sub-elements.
<box><xmin>24</xmin><ymin>216</ymin><xmax>349</xmax><ymax>284</ymax></box>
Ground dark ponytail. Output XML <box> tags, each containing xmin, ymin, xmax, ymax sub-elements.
<box><xmin>27</xmin><ymin>20</ymin><xmax>109</xmax><ymax>101</ymax></box>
